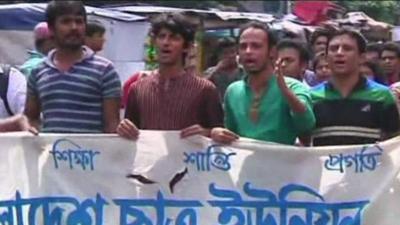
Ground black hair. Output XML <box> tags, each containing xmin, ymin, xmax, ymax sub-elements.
<box><xmin>362</xmin><ymin>61</ymin><xmax>386</xmax><ymax>85</ymax></box>
<box><xmin>86</xmin><ymin>20</ymin><xmax>105</xmax><ymax>37</ymax></box>
<box><xmin>151</xmin><ymin>12</ymin><xmax>195</xmax><ymax>47</ymax></box>
<box><xmin>381</xmin><ymin>42</ymin><xmax>400</xmax><ymax>58</ymax></box>
<box><xmin>312</xmin><ymin>52</ymin><xmax>328</xmax><ymax>71</ymax></box>
<box><xmin>366</xmin><ymin>42</ymin><xmax>382</xmax><ymax>54</ymax></box>
<box><xmin>310</xmin><ymin>28</ymin><xmax>332</xmax><ymax>45</ymax></box>
<box><xmin>328</xmin><ymin>28</ymin><xmax>367</xmax><ymax>54</ymax></box>
<box><xmin>45</xmin><ymin>1</ymin><xmax>86</xmax><ymax>29</ymax></box>
<box><xmin>217</xmin><ymin>37</ymin><xmax>236</xmax><ymax>50</ymax></box>
<box><xmin>277</xmin><ymin>39</ymin><xmax>310</xmax><ymax>63</ymax></box>
<box><xmin>238</xmin><ymin>21</ymin><xmax>277</xmax><ymax>48</ymax></box>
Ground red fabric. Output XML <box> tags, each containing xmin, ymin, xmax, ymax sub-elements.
<box><xmin>293</xmin><ymin>1</ymin><xmax>339</xmax><ymax>25</ymax></box>
<box><xmin>388</xmin><ymin>74</ymin><xmax>400</xmax><ymax>85</ymax></box>
<box><xmin>122</xmin><ymin>71</ymin><xmax>148</xmax><ymax>108</ymax></box>
<box><xmin>125</xmin><ymin>72</ymin><xmax>223</xmax><ymax>130</ymax></box>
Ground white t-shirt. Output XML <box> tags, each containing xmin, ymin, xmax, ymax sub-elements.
<box><xmin>390</xmin><ymin>82</ymin><xmax>400</xmax><ymax>116</ymax></box>
<box><xmin>0</xmin><ymin>67</ymin><xmax>26</xmax><ymax>118</ymax></box>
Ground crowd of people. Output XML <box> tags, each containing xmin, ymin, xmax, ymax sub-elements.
<box><xmin>1</xmin><ymin>0</ymin><xmax>400</xmax><ymax>147</ymax></box>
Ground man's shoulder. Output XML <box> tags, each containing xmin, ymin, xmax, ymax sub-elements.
<box><xmin>130</xmin><ymin>72</ymin><xmax>157</xmax><ymax>91</ymax></box>
<box><xmin>225</xmin><ymin>79</ymin><xmax>246</xmax><ymax>95</ymax></box>
<box><xmin>309</xmin><ymin>81</ymin><xmax>329</xmax><ymax>102</ymax></box>
<box><xmin>89</xmin><ymin>54</ymin><xmax>113</xmax><ymax>65</ymax></box>
<box><xmin>189</xmin><ymin>74</ymin><xmax>218</xmax><ymax>89</ymax></box>
<box><xmin>20</xmin><ymin>57</ymin><xmax>44</xmax><ymax>69</ymax></box>
<box><xmin>363</xmin><ymin>79</ymin><xmax>395</xmax><ymax>104</ymax></box>
<box><xmin>92</xmin><ymin>54</ymin><xmax>113</xmax><ymax>64</ymax></box>
<box><xmin>204</xmin><ymin>66</ymin><xmax>217</xmax><ymax>75</ymax></box>
<box><xmin>28</xmin><ymin>60</ymin><xmax>52</xmax><ymax>78</ymax></box>
<box><xmin>9</xmin><ymin>67</ymin><xmax>26</xmax><ymax>79</ymax></box>
<box><xmin>283</xmin><ymin>76</ymin><xmax>305</xmax><ymax>86</ymax></box>
<box><xmin>283</xmin><ymin>76</ymin><xmax>310</xmax><ymax>92</ymax></box>
<box><xmin>85</xmin><ymin>54</ymin><xmax>114</xmax><ymax>71</ymax></box>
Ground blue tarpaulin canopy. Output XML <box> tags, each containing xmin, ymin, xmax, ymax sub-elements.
<box><xmin>0</xmin><ymin>3</ymin><xmax>146</xmax><ymax>30</ymax></box>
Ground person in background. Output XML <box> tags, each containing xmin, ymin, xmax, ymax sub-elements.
<box><xmin>204</xmin><ymin>37</ymin><xmax>244</xmax><ymax>99</ymax></box>
<box><xmin>0</xmin><ymin>65</ymin><xmax>26</xmax><ymax>119</ymax></box>
<box><xmin>85</xmin><ymin>20</ymin><xmax>106</xmax><ymax>53</ymax></box>
<box><xmin>276</xmin><ymin>39</ymin><xmax>311</xmax><ymax>86</ymax></box>
<box><xmin>20</xmin><ymin>22</ymin><xmax>54</xmax><ymax>77</ymax></box>
<box><xmin>381</xmin><ymin>42</ymin><xmax>400</xmax><ymax>85</ymax></box>
<box><xmin>311</xmin><ymin>52</ymin><xmax>332</xmax><ymax>86</ymax></box>
<box><xmin>304</xmin><ymin>28</ymin><xmax>333</xmax><ymax>87</ymax></box>
<box><xmin>365</xmin><ymin>42</ymin><xmax>381</xmax><ymax>62</ymax></box>
<box><xmin>360</xmin><ymin>61</ymin><xmax>386</xmax><ymax>85</ymax></box>
<box><xmin>310</xmin><ymin>28</ymin><xmax>332</xmax><ymax>55</ymax></box>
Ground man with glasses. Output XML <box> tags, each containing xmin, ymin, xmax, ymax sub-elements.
<box><xmin>210</xmin><ymin>21</ymin><xmax>315</xmax><ymax>145</ymax></box>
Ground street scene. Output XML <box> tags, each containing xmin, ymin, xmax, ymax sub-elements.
<box><xmin>0</xmin><ymin>1</ymin><xmax>399</xmax><ymax>224</ymax></box>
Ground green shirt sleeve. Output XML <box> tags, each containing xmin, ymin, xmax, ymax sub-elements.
<box><xmin>224</xmin><ymin>86</ymin><xmax>237</xmax><ymax>133</ymax></box>
<box><xmin>286</xmin><ymin>79</ymin><xmax>316</xmax><ymax>135</ymax></box>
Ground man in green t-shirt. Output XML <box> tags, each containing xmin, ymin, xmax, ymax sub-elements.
<box><xmin>211</xmin><ymin>21</ymin><xmax>315</xmax><ymax>145</ymax></box>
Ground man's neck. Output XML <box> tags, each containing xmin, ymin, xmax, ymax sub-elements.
<box><xmin>248</xmin><ymin>66</ymin><xmax>273</xmax><ymax>94</ymax></box>
<box><xmin>158</xmin><ymin>63</ymin><xmax>185</xmax><ymax>79</ymax></box>
<box><xmin>55</xmin><ymin>47</ymin><xmax>83</xmax><ymax>64</ymax></box>
<box><xmin>221</xmin><ymin>63</ymin><xmax>239</xmax><ymax>73</ymax></box>
<box><xmin>331</xmin><ymin>71</ymin><xmax>361</xmax><ymax>97</ymax></box>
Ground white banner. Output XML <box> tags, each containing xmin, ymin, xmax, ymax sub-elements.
<box><xmin>0</xmin><ymin>131</ymin><xmax>400</xmax><ymax>224</ymax></box>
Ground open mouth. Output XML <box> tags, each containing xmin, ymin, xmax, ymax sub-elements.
<box><xmin>244</xmin><ymin>59</ymin><xmax>256</xmax><ymax>65</ymax></box>
<box><xmin>333</xmin><ymin>60</ymin><xmax>346</xmax><ymax>67</ymax></box>
<box><xmin>160</xmin><ymin>49</ymin><xmax>172</xmax><ymax>55</ymax></box>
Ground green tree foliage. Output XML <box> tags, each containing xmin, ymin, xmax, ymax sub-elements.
<box><xmin>335</xmin><ymin>1</ymin><xmax>400</xmax><ymax>24</ymax></box>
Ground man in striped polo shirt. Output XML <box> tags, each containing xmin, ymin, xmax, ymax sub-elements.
<box><xmin>25</xmin><ymin>1</ymin><xmax>121</xmax><ymax>133</ymax></box>
<box><xmin>117</xmin><ymin>13</ymin><xmax>223</xmax><ymax>139</ymax></box>
<box><xmin>310</xmin><ymin>29</ymin><xmax>400</xmax><ymax>146</ymax></box>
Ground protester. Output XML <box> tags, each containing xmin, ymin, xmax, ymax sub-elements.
<box><xmin>311</xmin><ymin>29</ymin><xmax>400</xmax><ymax>146</ymax></box>
<box><xmin>365</xmin><ymin>42</ymin><xmax>381</xmax><ymax>62</ymax></box>
<box><xmin>381</xmin><ymin>42</ymin><xmax>400</xmax><ymax>85</ymax></box>
<box><xmin>210</xmin><ymin>21</ymin><xmax>315</xmax><ymax>145</ymax></box>
<box><xmin>85</xmin><ymin>20</ymin><xmax>106</xmax><ymax>53</ymax></box>
<box><xmin>312</xmin><ymin>52</ymin><xmax>332</xmax><ymax>86</ymax></box>
<box><xmin>310</xmin><ymin>28</ymin><xmax>332</xmax><ymax>55</ymax></box>
<box><xmin>20</xmin><ymin>22</ymin><xmax>54</xmax><ymax>77</ymax></box>
<box><xmin>204</xmin><ymin>37</ymin><xmax>244</xmax><ymax>99</ymax></box>
<box><xmin>117</xmin><ymin>12</ymin><xmax>223</xmax><ymax>140</ymax></box>
<box><xmin>276</xmin><ymin>39</ymin><xmax>311</xmax><ymax>86</ymax></box>
<box><xmin>25</xmin><ymin>0</ymin><xmax>121</xmax><ymax>133</ymax></box>
<box><xmin>0</xmin><ymin>65</ymin><xmax>26</xmax><ymax>119</ymax></box>
<box><xmin>304</xmin><ymin>28</ymin><xmax>333</xmax><ymax>87</ymax></box>
<box><xmin>360</xmin><ymin>61</ymin><xmax>386</xmax><ymax>85</ymax></box>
